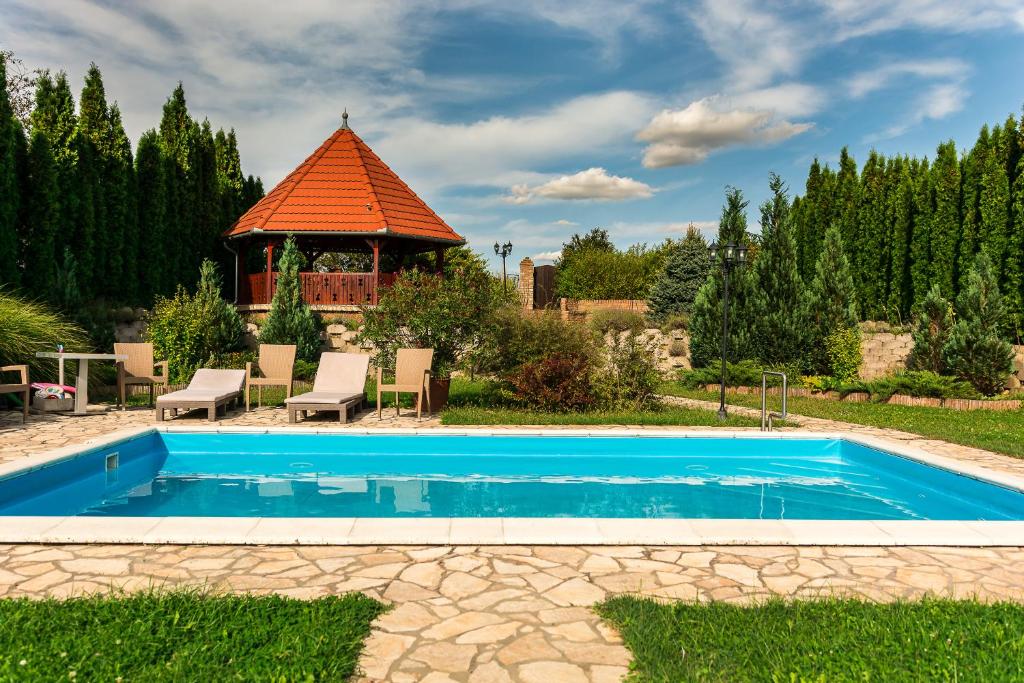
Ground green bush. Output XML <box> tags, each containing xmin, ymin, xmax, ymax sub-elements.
<box><xmin>679</xmin><ymin>359</ymin><xmax>788</xmax><ymax>389</ymax></box>
<box><xmin>478</xmin><ymin>309</ymin><xmax>598</xmax><ymax>376</ymax></box>
<box><xmin>824</xmin><ymin>326</ymin><xmax>862</xmax><ymax>382</ymax></box>
<box><xmin>556</xmin><ymin>244</ymin><xmax>667</xmax><ymax>300</ymax></box>
<box><xmin>259</xmin><ymin>238</ymin><xmax>322</xmax><ymax>362</ymax></box>
<box><xmin>659</xmin><ymin>312</ymin><xmax>689</xmax><ymax>334</ymax></box>
<box><xmin>146</xmin><ymin>260</ymin><xmax>244</xmax><ymax>383</ymax></box>
<box><xmin>0</xmin><ymin>291</ymin><xmax>89</xmax><ymax>383</ymax></box>
<box><xmin>589</xmin><ymin>309</ymin><xmax>645</xmax><ymax>335</ymax></box>
<box><xmin>506</xmin><ymin>353</ymin><xmax>594</xmax><ymax>412</ymax></box>
<box><xmin>593</xmin><ymin>330</ymin><xmax>661</xmax><ymax>410</ymax></box>
<box><xmin>864</xmin><ymin>371</ymin><xmax>977</xmax><ymax>401</ymax></box>
<box><xmin>910</xmin><ymin>284</ymin><xmax>954</xmax><ymax>373</ymax></box>
<box><xmin>646</xmin><ymin>225</ymin><xmax>710</xmax><ymax>321</ymax></box>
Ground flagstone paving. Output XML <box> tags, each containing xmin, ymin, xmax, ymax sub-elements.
<box><xmin>1</xmin><ymin>403</ymin><xmax>1024</xmax><ymax>682</ymax></box>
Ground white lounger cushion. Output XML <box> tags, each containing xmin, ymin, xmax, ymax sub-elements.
<box><xmin>157</xmin><ymin>369</ymin><xmax>246</xmax><ymax>403</ymax></box>
<box><xmin>284</xmin><ymin>391</ymin><xmax>363</xmax><ymax>405</ymax></box>
<box><xmin>311</xmin><ymin>353</ymin><xmax>370</xmax><ymax>394</ymax></box>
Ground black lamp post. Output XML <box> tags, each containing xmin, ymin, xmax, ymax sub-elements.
<box><xmin>708</xmin><ymin>240</ymin><xmax>748</xmax><ymax>420</ymax></box>
<box><xmin>494</xmin><ymin>241</ymin><xmax>513</xmax><ymax>292</ymax></box>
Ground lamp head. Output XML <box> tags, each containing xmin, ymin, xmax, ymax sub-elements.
<box><xmin>709</xmin><ymin>241</ymin><xmax>718</xmax><ymax>260</ymax></box>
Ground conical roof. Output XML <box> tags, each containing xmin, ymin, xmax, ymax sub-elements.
<box><xmin>224</xmin><ymin>116</ymin><xmax>463</xmax><ymax>244</ymax></box>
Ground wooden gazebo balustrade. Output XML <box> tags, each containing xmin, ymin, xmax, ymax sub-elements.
<box><xmin>241</xmin><ymin>271</ymin><xmax>399</xmax><ymax>306</ymax></box>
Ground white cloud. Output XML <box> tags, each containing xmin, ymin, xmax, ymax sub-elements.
<box><xmin>553</xmin><ymin>219</ymin><xmax>579</xmax><ymax>226</ymax></box>
<box><xmin>819</xmin><ymin>0</ymin><xmax>1024</xmax><ymax>40</ymax></box>
<box><xmin>636</xmin><ymin>98</ymin><xmax>813</xmax><ymax>168</ymax></box>
<box><xmin>532</xmin><ymin>250</ymin><xmax>562</xmax><ymax>261</ymax></box>
<box><xmin>847</xmin><ymin>59</ymin><xmax>968</xmax><ymax>98</ymax></box>
<box><xmin>506</xmin><ymin>167</ymin><xmax>654</xmax><ymax>204</ymax></box>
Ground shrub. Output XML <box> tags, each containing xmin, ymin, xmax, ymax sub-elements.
<box><xmin>863</xmin><ymin>371</ymin><xmax>977</xmax><ymax>401</ymax></box>
<box><xmin>593</xmin><ymin>331</ymin><xmax>661</xmax><ymax>410</ymax></box>
<box><xmin>477</xmin><ymin>309</ymin><xmax>598</xmax><ymax>376</ymax></box>
<box><xmin>679</xmin><ymin>359</ymin><xmax>783</xmax><ymax>389</ymax></box>
<box><xmin>506</xmin><ymin>353</ymin><xmax>594</xmax><ymax>412</ymax></box>
<box><xmin>0</xmin><ymin>291</ymin><xmax>89</xmax><ymax>383</ymax></box>
<box><xmin>260</xmin><ymin>238</ymin><xmax>322</xmax><ymax>362</ymax></box>
<box><xmin>668</xmin><ymin>339</ymin><xmax>687</xmax><ymax>357</ymax></box>
<box><xmin>360</xmin><ymin>264</ymin><xmax>510</xmax><ymax>379</ymax></box>
<box><xmin>909</xmin><ymin>285</ymin><xmax>954</xmax><ymax>373</ymax></box>
<box><xmin>942</xmin><ymin>253</ymin><xmax>1014</xmax><ymax>396</ymax></box>
<box><xmin>804</xmin><ymin>224</ymin><xmax>859</xmax><ymax>374</ymax></box>
<box><xmin>147</xmin><ymin>260</ymin><xmax>244</xmax><ymax>383</ymax></box>
<box><xmin>556</xmin><ymin>244</ymin><xmax>667</xmax><ymax>300</ymax></box>
<box><xmin>647</xmin><ymin>225</ymin><xmax>711</xmax><ymax>321</ymax></box>
<box><xmin>589</xmin><ymin>309</ymin><xmax>645</xmax><ymax>335</ymax></box>
<box><xmin>659</xmin><ymin>313</ymin><xmax>689</xmax><ymax>334</ymax></box>
<box><xmin>824</xmin><ymin>326</ymin><xmax>862</xmax><ymax>383</ymax></box>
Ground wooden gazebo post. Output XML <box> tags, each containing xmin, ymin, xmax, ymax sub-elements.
<box><xmin>371</xmin><ymin>239</ymin><xmax>381</xmax><ymax>305</ymax></box>
<box><xmin>265</xmin><ymin>240</ymin><xmax>276</xmax><ymax>304</ymax></box>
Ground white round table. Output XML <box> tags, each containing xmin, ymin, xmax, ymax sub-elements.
<box><xmin>35</xmin><ymin>352</ymin><xmax>128</xmax><ymax>415</ymax></box>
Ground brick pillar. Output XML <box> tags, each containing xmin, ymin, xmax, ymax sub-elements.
<box><xmin>518</xmin><ymin>258</ymin><xmax>534</xmax><ymax>311</ymax></box>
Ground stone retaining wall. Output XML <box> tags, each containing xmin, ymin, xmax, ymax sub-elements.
<box><xmin>859</xmin><ymin>332</ymin><xmax>912</xmax><ymax>380</ymax></box>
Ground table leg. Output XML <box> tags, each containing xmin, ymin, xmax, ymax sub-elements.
<box><xmin>74</xmin><ymin>359</ymin><xmax>89</xmax><ymax>415</ymax></box>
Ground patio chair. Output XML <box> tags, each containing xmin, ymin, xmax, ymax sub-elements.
<box><xmin>115</xmin><ymin>342</ymin><xmax>169</xmax><ymax>409</ymax></box>
<box><xmin>377</xmin><ymin>348</ymin><xmax>433</xmax><ymax>420</ymax></box>
<box><xmin>0</xmin><ymin>365</ymin><xmax>30</xmax><ymax>423</ymax></box>
<box><xmin>155</xmin><ymin>368</ymin><xmax>246</xmax><ymax>422</ymax></box>
<box><xmin>245</xmin><ymin>344</ymin><xmax>296</xmax><ymax>410</ymax></box>
<box><xmin>285</xmin><ymin>352</ymin><xmax>370</xmax><ymax>424</ymax></box>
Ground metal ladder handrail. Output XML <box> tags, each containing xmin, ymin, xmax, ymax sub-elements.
<box><xmin>761</xmin><ymin>371</ymin><xmax>787</xmax><ymax>431</ymax></box>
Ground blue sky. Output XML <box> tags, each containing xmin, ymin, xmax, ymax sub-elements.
<box><xmin>3</xmin><ymin>1</ymin><xmax>1024</xmax><ymax>269</ymax></box>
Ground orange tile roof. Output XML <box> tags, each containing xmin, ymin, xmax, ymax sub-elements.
<box><xmin>224</xmin><ymin>120</ymin><xmax>464</xmax><ymax>244</ymax></box>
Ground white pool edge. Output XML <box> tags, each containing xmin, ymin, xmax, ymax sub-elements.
<box><xmin>2</xmin><ymin>426</ymin><xmax>1023</xmax><ymax>547</ymax></box>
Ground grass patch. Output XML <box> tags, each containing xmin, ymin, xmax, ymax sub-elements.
<box><xmin>442</xmin><ymin>405</ymin><xmax>761</xmax><ymax>427</ymax></box>
<box><xmin>597</xmin><ymin>595</ymin><xmax>1024</xmax><ymax>682</ymax></box>
<box><xmin>0</xmin><ymin>590</ymin><xmax>385</xmax><ymax>682</ymax></box>
<box><xmin>661</xmin><ymin>384</ymin><xmax>1024</xmax><ymax>458</ymax></box>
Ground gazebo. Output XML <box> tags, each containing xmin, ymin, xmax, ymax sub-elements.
<box><xmin>223</xmin><ymin>112</ymin><xmax>465</xmax><ymax>310</ymax></box>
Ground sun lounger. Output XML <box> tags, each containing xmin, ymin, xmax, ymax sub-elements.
<box><xmin>285</xmin><ymin>352</ymin><xmax>369</xmax><ymax>424</ymax></box>
<box><xmin>155</xmin><ymin>368</ymin><xmax>246</xmax><ymax>422</ymax></box>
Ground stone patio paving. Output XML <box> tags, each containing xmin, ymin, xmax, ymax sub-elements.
<box><xmin>1</xmin><ymin>402</ymin><xmax>1024</xmax><ymax>682</ymax></box>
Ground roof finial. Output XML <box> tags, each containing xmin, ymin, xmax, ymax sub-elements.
<box><xmin>341</xmin><ymin>108</ymin><xmax>350</xmax><ymax>130</ymax></box>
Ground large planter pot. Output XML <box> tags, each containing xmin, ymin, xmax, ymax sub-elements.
<box><xmin>428</xmin><ymin>378</ymin><xmax>451</xmax><ymax>412</ymax></box>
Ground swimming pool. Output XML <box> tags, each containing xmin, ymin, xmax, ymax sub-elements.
<box><xmin>3</xmin><ymin>430</ymin><xmax>1023</xmax><ymax>524</ymax></box>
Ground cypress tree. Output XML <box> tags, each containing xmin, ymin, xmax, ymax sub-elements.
<box><xmin>958</xmin><ymin>126</ymin><xmax>987</xmax><ymax>290</ymax></box>
<box><xmin>158</xmin><ymin>83</ymin><xmax>195</xmax><ymax>288</ymax></box>
<box><xmin>857</xmin><ymin>150</ymin><xmax>888</xmax><ymax>318</ymax></box>
<box><xmin>1005</xmin><ymin>157</ymin><xmax>1024</xmax><ymax>340</ymax></box>
<box><xmin>107</xmin><ymin>104</ymin><xmax>135</xmax><ymax>300</ymax></box>
<box><xmin>804</xmin><ymin>224</ymin><xmax>859</xmax><ymax>374</ymax></box>
<box><xmin>215</xmin><ymin>128</ymin><xmax>245</xmax><ymax>226</ymax></box>
<box><xmin>833</xmin><ymin>148</ymin><xmax>860</xmax><ymax>272</ymax></box>
<box><xmin>74</xmin><ymin>64</ymin><xmax>113</xmax><ymax>296</ymax></box>
<box><xmin>910</xmin><ymin>157</ymin><xmax>933</xmax><ymax>309</ymax></box>
<box><xmin>942</xmin><ymin>252</ymin><xmax>1014</xmax><ymax>395</ymax></box>
<box><xmin>0</xmin><ymin>54</ymin><xmax>20</xmax><ymax>286</ymax></box>
<box><xmin>195</xmin><ymin>119</ymin><xmax>221</xmax><ymax>277</ymax></box>
<box><xmin>795</xmin><ymin>158</ymin><xmax>827</xmax><ymax>281</ymax></box>
<box><xmin>749</xmin><ymin>173</ymin><xmax>806</xmax><ymax>365</ymax></box>
<box><xmin>22</xmin><ymin>130</ymin><xmax>61</xmax><ymax>298</ymax></box>
<box><xmin>979</xmin><ymin>128</ymin><xmax>1011</xmax><ymax>282</ymax></box>
<box><xmin>259</xmin><ymin>237</ymin><xmax>321</xmax><ymax>361</ymax></box>
<box><xmin>135</xmin><ymin>130</ymin><xmax>168</xmax><ymax>301</ymax></box>
<box><xmin>886</xmin><ymin>158</ymin><xmax>914</xmax><ymax>321</ymax></box>
<box><xmin>646</xmin><ymin>224</ymin><xmax>710</xmax><ymax>321</ymax></box>
<box><xmin>930</xmin><ymin>141</ymin><xmax>961</xmax><ymax>299</ymax></box>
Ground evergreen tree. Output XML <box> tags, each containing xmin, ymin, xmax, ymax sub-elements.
<box><xmin>21</xmin><ymin>130</ymin><xmax>61</xmax><ymax>298</ymax></box>
<box><xmin>215</xmin><ymin>128</ymin><xmax>244</xmax><ymax>226</ymax></box>
<box><xmin>196</xmin><ymin>258</ymin><xmax>244</xmax><ymax>355</ymax></box>
<box><xmin>73</xmin><ymin>64</ymin><xmax>113</xmax><ymax>296</ymax></box>
<box><xmin>749</xmin><ymin>173</ymin><xmax>806</xmax><ymax>365</ymax></box>
<box><xmin>106</xmin><ymin>104</ymin><xmax>135</xmax><ymax>300</ymax></box>
<box><xmin>856</xmin><ymin>150</ymin><xmax>889</xmax><ymax>318</ymax></box>
<box><xmin>158</xmin><ymin>83</ymin><xmax>196</xmax><ymax>288</ymax></box>
<box><xmin>1006</xmin><ymin>157</ymin><xmax>1024</xmax><ymax>339</ymax></box>
<box><xmin>910</xmin><ymin>157</ymin><xmax>933</xmax><ymax>308</ymax></box>
<box><xmin>942</xmin><ymin>252</ymin><xmax>1014</xmax><ymax>395</ymax></box>
<box><xmin>688</xmin><ymin>188</ymin><xmax>754</xmax><ymax>368</ymax></box>
<box><xmin>833</xmin><ymin>148</ymin><xmax>860</xmax><ymax>275</ymax></box>
<box><xmin>930</xmin><ymin>141</ymin><xmax>961</xmax><ymax>298</ymax></box>
<box><xmin>958</xmin><ymin>127</ymin><xmax>987</xmax><ymax>291</ymax></box>
<box><xmin>646</xmin><ymin>224</ymin><xmax>710</xmax><ymax>321</ymax></box>
<box><xmin>804</xmin><ymin>224</ymin><xmax>858</xmax><ymax>374</ymax></box>
<box><xmin>135</xmin><ymin>130</ymin><xmax>168</xmax><ymax>301</ymax></box>
<box><xmin>0</xmin><ymin>54</ymin><xmax>20</xmax><ymax>286</ymax></box>
<box><xmin>979</xmin><ymin>130</ymin><xmax>1011</xmax><ymax>281</ymax></box>
<box><xmin>886</xmin><ymin>157</ymin><xmax>914</xmax><ymax>322</ymax></box>
<box><xmin>909</xmin><ymin>285</ymin><xmax>953</xmax><ymax>374</ymax></box>
<box><xmin>260</xmin><ymin>237</ymin><xmax>322</xmax><ymax>361</ymax></box>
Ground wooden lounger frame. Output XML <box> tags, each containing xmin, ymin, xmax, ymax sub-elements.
<box><xmin>155</xmin><ymin>392</ymin><xmax>242</xmax><ymax>422</ymax></box>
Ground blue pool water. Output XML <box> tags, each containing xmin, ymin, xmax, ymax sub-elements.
<box><xmin>1</xmin><ymin>433</ymin><xmax>1023</xmax><ymax>520</ymax></box>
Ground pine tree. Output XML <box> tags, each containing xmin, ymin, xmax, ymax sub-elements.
<box><xmin>0</xmin><ymin>54</ymin><xmax>21</xmax><ymax>286</ymax></box>
<box><xmin>942</xmin><ymin>252</ymin><xmax>1014</xmax><ymax>395</ymax></box>
<box><xmin>749</xmin><ymin>173</ymin><xmax>806</xmax><ymax>365</ymax></box>
<box><xmin>196</xmin><ymin>258</ymin><xmax>244</xmax><ymax>355</ymax></box>
<box><xmin>259</xmin><ymin>237</ymin><xmax>322</xmax><ymax>361</ymax></box>
<box><xmin>646</xmin><ymin>224</ymin><xmax>710</xmax><ymax>321</ymax></box>
<box><xmin>930</xmin><ymin>141</ymin><xmax>961</xmax><ymax>299</ymax></box>
<box><xmin>135</xmin><ymin>130</ymin><xmax>168</xmax><ymax>301</ymax></box>
<box><xmin>909</xmin><ymin>285</ymin><xmax>953</xmax><ymax>374</ymax></box>
<box><xmin>804</xmin><ymin>224</ymin><xmax>859</xmax><ymax>374</ymax></box>
<box><xmin>688</xmin><ymin>188</ymin><xmax>754</xmax><ymax>368</ymax></box>
<box><xmin>22</xmin><ymin>130</ymin><xmax>61</xmax><ymax>298</ymax></box>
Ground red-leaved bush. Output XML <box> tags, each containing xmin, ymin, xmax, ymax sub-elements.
<box><xmin>506</xmin><ymin>353</ymin><xmax>593</xmax><ymax>412</ymax></box>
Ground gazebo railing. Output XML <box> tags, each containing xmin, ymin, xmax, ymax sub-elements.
<box><xmin>242</xmin><ymin>272</ymin><xmax>397</xmax><ymax>306</ymax></box>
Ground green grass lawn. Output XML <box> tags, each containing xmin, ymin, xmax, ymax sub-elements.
<box><xmin>662</xmin><ymin>384</ymin><xmax>1024</xmax><ymax>458</ymax></box>
<box><xmin>0</xmin><ymin>591</ymin><xmax>385</xmax><ymax>682</ymax></box>
<box><xmin>598</xmin><ymin>596</ymin><xmax>1024</xmax><ymax>682</ymax></box>
<box><xmin>441</xmin><ymin>405</ymin><xmax>762</xmax><ymax>427</ymax></box>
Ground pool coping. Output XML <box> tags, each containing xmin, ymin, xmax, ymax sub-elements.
<box><xmin>1</xmin><ymin>426</ymin><xmax>1023</xmax><ymax>546</ymax></box>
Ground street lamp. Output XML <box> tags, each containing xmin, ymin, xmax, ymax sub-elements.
<box><xmin>494</xmin><ymin>241</ymin><xmax>513</xmax><ymax>292</ymax></box>
<box><xmin>708</xmin><ymin>240</ymin><xmax>748</xmax><ymax>420</ymax></box>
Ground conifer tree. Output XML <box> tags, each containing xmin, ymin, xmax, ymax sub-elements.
<box><xmin>749</xmin><ymin>173</ymin><xmax>806</xmax><ymax>365</ymax></box>
<box><xmin>804</xmin><ymin>224</ymin><xmax>859</xmax><ymax>374</ymax></box>
<box><xmin>909</xmin><ymin>285</ymin><xmax>953</xmax><ymax>374</ymax></box>
<box><xmin>260</xmin><ymin>237</ymin><xmax>322</xmax><ymax>361</ymax></box>
<box><xmin>833</xmin><ymin>148</ymin><xmax>860</xmax><ymax>272</ymax></box>
<box><xmin>930</xmin><ymin>141</ymin><xmax>961</xmax><ymax>299</ymax></box>
<box><xmin>158</xmin><ymin>83</ymin><xmax>196</xmax><ymax>288</ymax></box>
<box><xmin>22</xmin><ymin>130</ymin><xmax>61</xmax><ymax>298</ymax></box>
<box><xmin>135</xmin><ymin>130</ymin><xmax>168</xmax><ymax>300</ymax></box>
<box><xmin>106</xmin><ymin>104</ymin><xmax>135</xmax><ymax>299</ymax></box>
<box><xmin>857</xmin><ymin>151</ymin><xmax>888</xmax><ymax>318</ymax></box>
<box><xmin>886</xmin><ymin>157</ymin><xmax>914</xmax><ymax>321</ymax></box>
<box><xmin>958</xmin><ymin>127</ymin><xmax>987</xmax><ymax>290</ymax></box>
<box><xmin>646</xmin><ymin>224</ymin><xmax>710</xmax><ymax>321</ymax></box>
<box><xmin>0</xmin><ymin>54</ymin><xmax>20</xmax><ymax>286</ymax></box>
<box><xmin>942</xmin><ymin>252</ymin><xmax>1014</xmax><ymax>395</ymax></box>
<box><xmin>1005</xmin><ymin>157</ymin><xmax>1024</xmax><ymax>340</ymax></box>
<box><xmin>979</xmin><ymin>131</ymin><xmax>1011</xmax><ymax>279</ymax></box>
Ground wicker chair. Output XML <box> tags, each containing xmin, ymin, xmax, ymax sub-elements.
<box><xmin>115</xmin><ymin>343</ymin><xmax>169</xmax><ymax>409</ymax></box>
<box><xmin>377</xmin><ymin>348</ymin><xmax>434</xmax><ymax>420</ymax></box>
<box><xmin>0</xmin><ymin>365</ymin><xmax>30</xmax><ymax>423</ymax></box>
<box><xmin>245</xmin><ymin>344</ymin><xmax>297</xmax><ymax>410</ymax></box>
